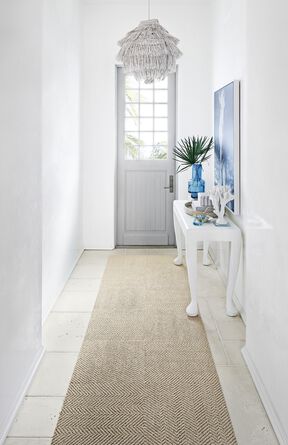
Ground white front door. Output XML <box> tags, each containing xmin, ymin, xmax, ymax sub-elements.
<box><xmin>117</xmin><ymin>67</ymin><xmax>176</xmax><ymax>246</ymax></box>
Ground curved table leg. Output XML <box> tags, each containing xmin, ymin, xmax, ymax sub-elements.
<box><xmin>226</xmin><ymin>237</ymin><xmax>241</xmax><ymax>317</ymax></box>
<box><xmin>186</xmin><ymin>239</ymin><xmax>198</xmax><ymax>317</ymax></box>
<box><xmin>173</xmin><ymin>212</ymin><xmax>183</xmax><ymax>266</ymax></box>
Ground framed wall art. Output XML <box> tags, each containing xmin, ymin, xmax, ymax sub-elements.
<box><xmin>214</xmin><ymin>80</ymin><xmax>240</xmax><ymax>214</ymax></box>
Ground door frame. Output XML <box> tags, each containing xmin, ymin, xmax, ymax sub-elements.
<box><xmin>115</xmin><ymin>65</ymin><xmax>178</xmax><ymax>246</ymax></box>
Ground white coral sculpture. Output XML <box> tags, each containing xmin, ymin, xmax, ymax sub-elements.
<box><xmin>209</xmin><ymin>186</ymin><xmax>234</xmax><ymax>225</ymax></box>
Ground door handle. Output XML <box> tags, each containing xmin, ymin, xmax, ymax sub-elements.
<box><xmin>164</xmin><ymin>175</ymin><xmax>174</xmax><ymax>193</ymax></box>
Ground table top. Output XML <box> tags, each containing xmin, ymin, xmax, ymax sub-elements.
<box><xmin>173</xmin><ymin>200</ymin><xmax>241</xmax><ymax>241</ymax></box>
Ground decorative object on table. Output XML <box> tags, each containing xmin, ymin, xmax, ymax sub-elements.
<box><xmin>193</xmin><ymin>214</ymin><xmax>209</xmax><ymax>226</ymax></box>
<box><xmin>214</xmin><ymin>81</ymin><xmax>240</xmax><ymax>214</ymax></box>
<box><xmin>173</xmin><ymin>136</ymin><xmax>214</xmax><ymax>199</ymax></box>
<box><xmin>209</xmin><ymin>186</ymin><xmax>234</xmax><ymax>226</ymax></box>
<box><xmin>184</xmin><ymin>201</ymin><xmax>217</xmax><ymax>220</ymax></box>
<box><xmin>198</xmin><ymin>192</ymin><xmax>212</xmax><ymax>207</ymax></box>
<box><xmin>117</xmin><ymin>0</ymin><xmax>182</xmax><ymax>84</ymax></box>
<box><xmin>189</xmin><ymin>163</ymin><xmax>205</xmax><ymax>199</ymax></box>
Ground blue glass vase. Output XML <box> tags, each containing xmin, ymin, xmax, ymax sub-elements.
<box><xmin>188</xmin><ymin>163</ymin><xmax>205</xmax><ymax>199</ymax></box>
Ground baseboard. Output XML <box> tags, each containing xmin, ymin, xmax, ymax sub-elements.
<box><xmin>242</xmin><ymin>346</ymin><xmax>288</xmax><ymax>445</ymax></box>
<box><xmin>84</xmin><ymin>246</ymin><xmax>115</xmax><ymax>250</ymax></box>
<box><xmin>0</xmin><ymin>346</ymin><xmax>45</xmax><ymax>445</ymax></box>
<box><xmin>42</xmin><ymin>248</ymin><xmax>84</xmax><ymax>324</ymax></box>
<box><xmin>208</xmin><ymin>246</ymin><xmax>246</xmax><ymax>324</ymax></box>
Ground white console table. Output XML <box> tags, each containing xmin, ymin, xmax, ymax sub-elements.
<box><xmin>173</xmin><ymin>200</ymin><xmax>242</xmax><ymax>317</ymax></box>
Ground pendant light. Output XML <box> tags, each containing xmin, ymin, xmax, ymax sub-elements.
<box><xmin>117</xmin><ymin>0</ymin><xmax>182</xmax><ymax>84</ymax></box>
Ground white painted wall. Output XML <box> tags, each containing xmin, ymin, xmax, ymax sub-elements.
<box><xmin>244</xmin><ymin>1</ymin><xmax>288</xmax><ymax>442</ymax></box>
<box><xmin>213</xmin><ymin>1</ymin><xmax>288</xmax><ymax>442</ymax></box>
<box><xmin>211</xmin><ymin>0</ymin><xmax>247</xmax><ymax>318</ymax></box>
<box><xmin>0</xmin><ymin>1</ymin><xmax>43</xmax><ymax>442</ymax></box>
<box><xmin>42</xmin><ymin>0</ymin><xmax>83</xmax><ymax>320</ymax></box>
<box><xmin>82</xmin><ymin>0</ymin><xmax>213</xmax><ymax>248</ymax></box>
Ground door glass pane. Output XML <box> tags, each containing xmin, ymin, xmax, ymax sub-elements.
<box><xmin>151</xmin><ymin>145</ymin><xmax>168</xmax><ymax>160</ymax></box>
<box><xmin>140</xmin><ymin>104</ymin><xmax>153</xmax><ymax>117</ymax></box>
<box><xmin>155</xmin><ymin>104</ymin><xmax>168</xmax><ymax>117</ymax></box>
<box><xmin>139</xmin><ymin>146</ymin><xmax>154</xmax><ymax>160</ymax></box>
<box><xmin>139</xmin><ymin>132</ymin><xmax>154</xmax><ymax>145</ymax></box>
<box><xmin>154</xmin><ymin>90</ymin><xmax>168</xmax><ymax>103</ymax></box>
<box><xmin>140</xmin><ymin>117</ymin><xmax>153</xmax><ymax>131</ymax></box>
<box><xmin>125</xmin><ymin>117</ymin><xmax>139</xmax><ymax>131</ymax></box>
<box><xmin>154</xmin><ymin>118</ymin><xmax>168</xmax><ymax>131</ymax></box>
<box><xmin>125</xmin><ymin>103</ymin><xmax>139</xmax><ymax>118</ymax></box>
<box><xmin>125</xmin><ymin>136</ymin><xmax>139</xmax><ymax>160</ymax></box>
<box><xmin>154</xmin><ymin>132</ymin><xmax>168</xmax><ymax>146</ymax></box>
<box><xmin>125</xmin><ymin>89</ymin><xmax>139</xmax><ymax>103</ymax></box>
<box><xmin>139</xmin><ymin>90</ymin><xmax>153</xmax><ymax>103</ymax></box>
<box><xmin>125</xmin><ymin>131</ymin><xmax>139</xmax><ymax>144</ymax></box>
<box><xmin>139</xmin><ymin>145</ymin><xmax>167</xmax><ymax>160</ymax></box>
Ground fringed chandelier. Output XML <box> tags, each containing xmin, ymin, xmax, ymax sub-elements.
<box><xmin>117</xmin><ymin>0</ymin><xmax>182</xmax><ymax>84</ymax></box>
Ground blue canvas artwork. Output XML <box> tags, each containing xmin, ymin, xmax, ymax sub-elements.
<box><xmin>214</xmin><ymin>81</ymin><xmax>239</xmax><ymax>214</ymax></box>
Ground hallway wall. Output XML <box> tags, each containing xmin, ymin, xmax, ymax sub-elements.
<box><xmin>211</xmin><ymin>0</ymin><xmax>246</xmax><ymax>318</ymax></box>
<box><xmin>0</xmin><ymin>1</ymin><xmax>43</xmax><ymax>442</ymax></box>
<box><xmin>42</xmin><ymin>0</ymin><xmax>83</xmax><ymax>320</ymax></box>
<box><xmin>213</xmin><ymin>1</ymin><xmax>288</xmax><ymax>443</ymax></box>
<box><xmin>81</xmin><ymin>0</ymin><xmax>213</xmax><ymax>248</ymax></box>
<box><xmin>244</xmin><ymin>1</ymin><xmax>288</xmax><ymax>442</ymax></box>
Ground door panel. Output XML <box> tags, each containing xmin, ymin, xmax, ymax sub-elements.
<box><xmin>125</xmin><ymin>170</ymin><xmax>166</xmax><ymax>232</ymax></box>
<box><xmin>117</xmin><ymin>68</ymin><xmax>176</xmax><ymax>246</ymax></box>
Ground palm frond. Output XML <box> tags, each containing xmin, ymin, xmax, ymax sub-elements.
<box><xmin>173</xmin><ymin>136</ymin><xmax>213</xmax><ymax>173</ymax></box>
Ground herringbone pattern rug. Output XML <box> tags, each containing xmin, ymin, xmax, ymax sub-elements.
<box><xmin>52</xmin><ymin>255</ymin><xmax>237</xmax><ymax>445</ymax></box>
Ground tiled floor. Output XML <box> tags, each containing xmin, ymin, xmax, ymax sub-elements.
<box><xmin>5</xmin><ymin>248</ymin><xmax>279</xmax><ymax>445</ymax></box>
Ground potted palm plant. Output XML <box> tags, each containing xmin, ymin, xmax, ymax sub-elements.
<box><xmin>173</xmin><ymin>136</ymin><xmax>213</xmax><ymax>199</ymax></box>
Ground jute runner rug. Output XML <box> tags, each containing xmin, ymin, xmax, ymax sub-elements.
<box><xmin>52</xmin><ymin>255</ymin><xmax>237</xmax><ymax>445</ymax></box>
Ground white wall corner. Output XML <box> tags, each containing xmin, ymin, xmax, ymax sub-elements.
<box><xmin>42</xmin><ymin>248</ymin><xmax>84</xmax><ymax>324</ymax></box>
<box><xmin>242</xmin><ymin>346</ymin><xmax>288</xmax><ymax>445</ymax></box>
